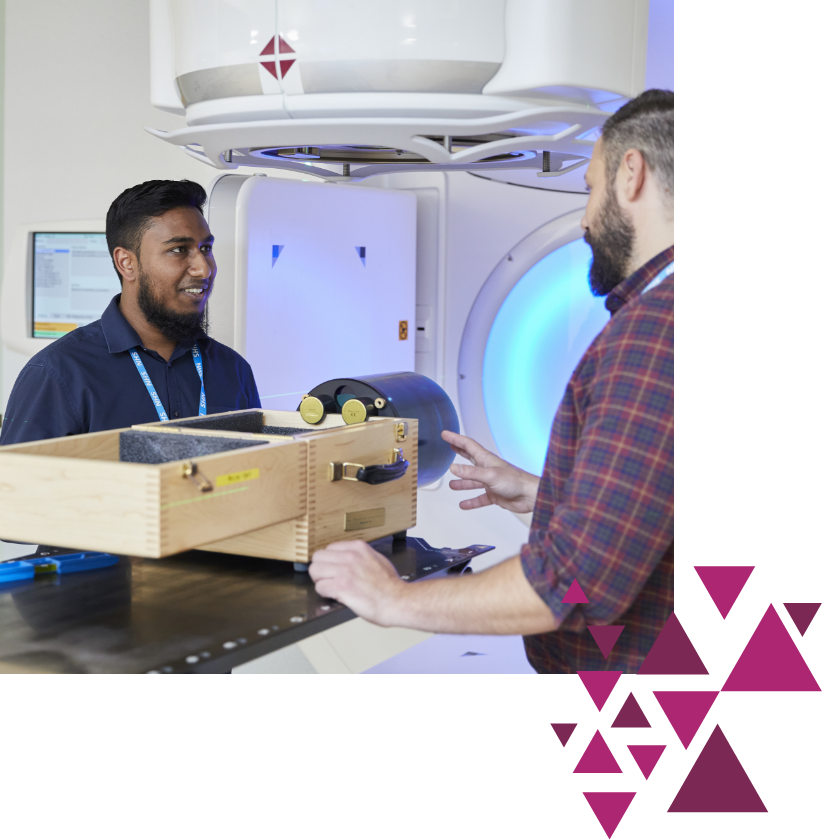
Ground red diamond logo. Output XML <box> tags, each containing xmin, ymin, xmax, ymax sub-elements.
<box><xmin>260</xmin><ymin>34</ymin><xmax>297</xmax><ymax>80</ymax></box>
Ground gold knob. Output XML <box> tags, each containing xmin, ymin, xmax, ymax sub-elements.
<box><xmin>299</xmin><ymin>395</ymin><xmax>326</xmax><ymax>425</ymax></box>
<box><xmin>341</xmin><ymin>399</ymin><xmax>368</xmax><ymax>425</ymax></box>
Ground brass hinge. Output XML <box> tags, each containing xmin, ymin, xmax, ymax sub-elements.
<box><xmin>181</xmin><ymin>461</ymin><xmax>213</xmax><ymax>493</ymax></box>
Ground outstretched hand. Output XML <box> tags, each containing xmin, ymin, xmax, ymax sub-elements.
<box><xmin>442</xmin><ymin>430</ymin><xmax>540</xmax><ymax>514</ymax></box>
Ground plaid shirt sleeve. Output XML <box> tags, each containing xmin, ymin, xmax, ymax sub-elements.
<box><xmin>520</xmin><ymin>280</ymin><xmax>674</xmax><ymax>632</ymax></box>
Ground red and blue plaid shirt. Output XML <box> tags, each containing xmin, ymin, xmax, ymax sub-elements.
<box><xmin>520</xmin><ymin>246</ymin><xmax>674</xmax><ymax>674</ymax></box>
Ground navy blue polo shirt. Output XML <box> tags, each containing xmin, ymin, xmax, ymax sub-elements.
<box><xmin>0</xmin><ymin>295</ymin><xmax>261</xmax><ymax>445</ymax></box>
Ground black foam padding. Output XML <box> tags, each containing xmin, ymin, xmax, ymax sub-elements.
<box><xmin>119</xmin><ymin>431</ymin><xmax>267</xmax><ymax>465</ymax></box>
<box><xmin>160</xmin><ymin>411</ymin><xmax>315</xmax><ymax>437</ymax></box>
<box><xmin>260</xmin><ymin>425</ymin><xmax>314</xmax><ymax>436</ymax></box>
<box><xmin>163</xmin><ymin>411</ymin><xmax>265</xmax><ymax>434</ymax></box>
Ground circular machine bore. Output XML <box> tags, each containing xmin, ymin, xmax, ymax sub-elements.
<box><xmin>305</xmin><ymin>372</ymin><xmax>459</xmax><ymax>486</ymax></box>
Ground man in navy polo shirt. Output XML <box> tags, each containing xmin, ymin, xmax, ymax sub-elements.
<box><xmin>0</xmin><ymin>180</ymin><xmax>260</xmax><ymax>445</ymax></box>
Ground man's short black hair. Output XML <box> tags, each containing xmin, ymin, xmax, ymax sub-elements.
<box><xmin>601</xmin><ymin>89</ymin><xmax>674</xmax><ymax>202</ymax></box>
<box><xmin>106</xmin><ymin>179</ymin><xmax>207</xmax><ymax>284</ymax></box>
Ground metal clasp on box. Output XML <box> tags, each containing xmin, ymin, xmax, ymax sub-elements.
<box><xmin>181</xmin><ymin>461</ymin><xmax>213</xmax><ymax>493</ymax></box>
<box><xmin>395</xmin><ymin>422</ymin><xmax>407</xmax><ymax>442</ymax></box>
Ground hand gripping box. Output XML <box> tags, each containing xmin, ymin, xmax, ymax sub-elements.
<box><xmin>0</xmin><ymin>410</ymin><xmax>417</xmax><ymax>561</ymax></box>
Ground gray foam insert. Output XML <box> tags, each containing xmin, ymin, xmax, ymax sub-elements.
<box><xmin>162</xmin><ymin>411</ymin><xmax>314</xmax><ymax>437</ymax></box>
<box><xmin>119</xmin><ymin>430</ymin><xmax>267</xmax><ymax>465</ymax></box>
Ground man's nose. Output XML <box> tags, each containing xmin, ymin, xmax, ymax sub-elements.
<box><xmin>190</xmin><ymin>250</ymin><xmax>212</xmax><ymax>278</ymax></box>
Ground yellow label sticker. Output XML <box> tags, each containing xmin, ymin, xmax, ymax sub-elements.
<box><xmin>215</xmin><ymin>468</ymin><xmax>260</xmax><ymax>488</ymax></box>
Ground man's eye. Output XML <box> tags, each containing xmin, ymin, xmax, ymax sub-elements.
<box><xmin>201</xmin><ymin>245</ymin><xmax>213</xmax><ymax>253</ymax></box>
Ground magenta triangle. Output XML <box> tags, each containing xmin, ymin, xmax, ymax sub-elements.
<box><xmin>551</xmin><ymin>723</ymin><xmax>577</xmax><ymax>747</ymax></box>
<box><xmin>653</xmin><ymin>690</ymin><xmax>718</xmax><ymax>748</ymax></box>
<box><xmin>627</xmin><ymin>744</ymin><xmax>666</xmax><ymax>779</ymax></box>
<box><xmin>784</xmin><ymin>602</ymin><xmax>821</xmax><ymax>636</ymax></box>
<box><xmin>668</xmin><ymin>725</ymin><xmax>767</xmax><ymax>812</ymax></box>
<box><xmin>583</xmin><ymin>792</ymin><xmax>635</xmax><ymax>838</ymax></box>
<box><xmin>574</xmin><ymin>730</ymin><xmax>622</xmax><ymax>773</ymax></box>
<box><xmin>260</xmin><ymin>35</ymin><xmax>276</xmax><ymax>56</ymax></box>
<box><xmin>588</xmin><ymin>625</ymin><xmax>625</xmax><ymax>659</ymax></box>
<box><xmin>722</xmin><ymin>604</ymin><xmax>821</xmax><ymax>691</ymax></box>
<box><xmin>637</xmin><ymin>612</ymin><xmax>709</xmax><ymax>675</ymax></box>
<box><xmin>278</xmin><ymin>35</ymin><xmax>296</xmax><ymax>55</ymax></box>
<box><xmin>279</xmin><ymin>58</ymin><xmax>296</xmax><ymax>79</ymax></box>
<box><xmin>562</xmin><ymin>578</ymin><xmax>589</xmax><ymax>604</ymax></box>
<box><xmin>578</xmin><ymin>671</ymin><xmax>622</xmax><ymax>710</ymax></box>
<box><xmin>694</xmin><ymin>565</ymin><xmax>754</xmax><ymax>618</ymax></box>
<box><xmin>611</xmin><ymin>692</ymin><xmax>651</xmax><ymax>728</ymax></box>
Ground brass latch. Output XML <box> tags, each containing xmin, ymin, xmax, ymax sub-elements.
<box><xmin>328</xmin><ymin>462</ymin><xmax>365</xmax><ymax>482</ymax></box>
<box><xmin>395</xmin><ymin>422</ymin><xmax>407</xmax><ymax>442</ymax></box>
<box><xmin>181</xmin><ymin>461</ymin><xmax>213</xmax><ymax>493</ymax></box>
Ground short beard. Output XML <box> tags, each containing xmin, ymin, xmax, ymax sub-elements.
<box><xmin>585</xmin><ymin>183</ymin><xmax>635</xmax><ymax>297</ymax></box>
<box><xmin>136</xmin><ymin>269</ymin><xmax>208</xmax><ymax>344</ymax></box>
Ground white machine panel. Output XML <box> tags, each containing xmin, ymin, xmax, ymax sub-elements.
<box><xmin>207</xmin><ymin>175</ymin><xmax>416</xmax><ymax>411</ymax></box>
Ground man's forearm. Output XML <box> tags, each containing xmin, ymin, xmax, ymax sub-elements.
<box><xmin>384</xmin><ymin>556</ymin><xmax>559</xmax><ymax>635</ymax></box>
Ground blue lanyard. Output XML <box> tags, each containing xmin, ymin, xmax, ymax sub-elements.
<box><xmin>642</xmin><ymin>260</ymin><xmax>674</xmax><ymax>294</ymax></box>
<box><xmin>130</xmin><ymin>343</ymin><xmax>206</xmax><ymax>422</ymax></box>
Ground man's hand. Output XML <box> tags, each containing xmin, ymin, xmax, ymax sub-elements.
<box><xmin>309</xmin><ymin>540</ymin><xmax>406</xmax><ymax>627</ymax></box>
<box><xmin>443</xmin><ymin>430</ymin><xmax>540</xmax><ymax>514</ymax></box>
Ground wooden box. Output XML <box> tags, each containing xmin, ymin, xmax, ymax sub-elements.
<box><xmin>0</xmin><ymin>410</ymin><xmax>417</xmax><ymax>562</ymax></box>
<box><xmin>134</xmin><ymin>409</ymin><xmax>418</xmax><ymax>562</ymax></box>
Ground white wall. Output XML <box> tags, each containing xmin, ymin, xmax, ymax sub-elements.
<box><xmin>0</xmin><ymin>0</ymin><xmax>295</xmax><ymax>410</ymax></box>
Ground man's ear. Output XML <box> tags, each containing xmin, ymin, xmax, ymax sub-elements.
<box><xmin>113</xmin><ymin>246</ymin><xmax>138</xmax><ymax>283</ymax></box>
<box><xmin>619</xmin><ymin>148</ymin><xmax>647</xmax><ymax>203</ymax></box>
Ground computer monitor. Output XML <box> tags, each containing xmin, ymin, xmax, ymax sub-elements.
<box><xmin>31</xmin><ymin>232</ymin><xmax>119</xmax><ymax>338</ymax></box>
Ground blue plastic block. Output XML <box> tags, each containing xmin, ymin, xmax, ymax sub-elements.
<box><xmin>0</xmin><ymin>560</ymin><xmax>35</xmax><ymax>583</ymax></box>
<box><xmin>50</xmin><ymin>552</ymin><xmax>119</xmax><ymax>574</ymax></box>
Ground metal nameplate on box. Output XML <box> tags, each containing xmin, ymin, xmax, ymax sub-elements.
<box><xmin>344</xmin><ymin>508</ymin><xmax>386</xmax><ymax>531</ymax></box>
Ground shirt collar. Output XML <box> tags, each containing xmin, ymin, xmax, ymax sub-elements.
<box><xmin>101</xmin><ymin>294</ymin><xmax>212</xmax><ymax>356</ymax></box>
<box><xmin>605</xmin><ymin>245</ymin><xmax>675</xmax><ymax>315</ymax></box>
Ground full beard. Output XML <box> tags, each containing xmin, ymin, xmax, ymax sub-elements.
<box><xmin>136</xmin><ymin>269</ymin><xmax>209</xmax><ymax>344</ymax></box>
<box><xmin>585</xmin><ymin>184</ymin><xmax>636</xmax><ymax>297</ymax></box>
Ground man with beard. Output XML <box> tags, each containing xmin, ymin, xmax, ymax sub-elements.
<box><xmin>0</xmin><ymin>180</ymin><xmax>260</xmax><ymax>445</ymax></box>
<box><xmin>308</xmin><ymin>90</ymin><xmax>674</xmax><ymax>674</ymax></box>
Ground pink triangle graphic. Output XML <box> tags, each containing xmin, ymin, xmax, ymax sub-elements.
<box><xmin>784</xmin><ymin>602</ymin><xmax>821</xmax><ymax>636</ymax></box>
<box><xmin>260</xmin><ymin>61</ymin><xmax>279</xmax><ymax>78</ymax></box>
<box><xmin>627</xmin><ymin>744</ymin><xmax>666</xmax><ymax>779</ymax></box>
<box><xmin>574</xmin><ymin>730</ymin><xmax>622</xmax><ymax>773</ymax></box>
<box><xmin>637</xmin><ymin>613</ymin><xmax>709</xmax><ymax>675</ymax></box>
<box><xmin>611</xmin><ymin>692</ymin><xmax>651</xmax><ymax>728</ymax></box>
<box><xmin>588</xmin><ymin>625</ymin><xmax>625</xmax><ymax>659</ymax></box>
<box><xmin>668</xmin><ymin>725</ymin><xmax>767</xmax><ymax>812</ymax></box>
<box><xmin>654</xmin><ymin>690</ymin><xmax>718</xmax><ymax>748</ymax></box>
<box><xmin>723</xmin><ymin>604</ymin><xmax>821</xmax><ymax>691</ymax></box>
<box><xmin>259</xmin><ymin>35</ymin><xmax>276</xmax><ymax>56</ymax></box>
<box><xmin>278</xmin><ymin>35</ymin><xmax>296</xmax><ymax>54</ymax></box>
<box><xmin>578</xmin><ymin>671</ymin><xmax>622</xmax><ymax>710</ymax></box>
<box><xmin>583</xmin><ymin>792</ymin><xmax>636</xmax><ymax>838</ymax></box>
<box><xmin>279</xmin><ymin>58</ymin><xmax>296</xmax><ymax>79</ymax></box>
<box><xmin>551</xmin><ymin>723</ymin><xmax>577</xmax><ymax>747</ymax></box>
<box><xmin>563</xmin><ymin>578</ymin><xmax>589</xmax><ymax>603</ymax></box>
<box><xmin>694</xmin><ymin>565</ymin><xmax>754</xmax><ymax>618</ymax></box>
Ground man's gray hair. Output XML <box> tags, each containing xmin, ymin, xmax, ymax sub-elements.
<box><xmin>601</xmin><ymin>89</ymin><xmax>674</xmax><ymax>202</ymax></box>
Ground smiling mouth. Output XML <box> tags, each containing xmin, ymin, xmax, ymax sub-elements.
<box><xmin>180</xmin><ymin>286</ymin><xmax>208</xmax><ymax>299</ymax></box>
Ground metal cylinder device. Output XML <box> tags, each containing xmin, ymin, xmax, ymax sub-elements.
<box><xmin>301</xmin><ymin>372</ymin><xmax>459</xmax><ymax>486</ymax></box>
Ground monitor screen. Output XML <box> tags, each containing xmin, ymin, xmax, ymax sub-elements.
<box><xmin>32</xmin><ymin>232</ymin><xmax>119</xmax><ymax>338</ymax></box>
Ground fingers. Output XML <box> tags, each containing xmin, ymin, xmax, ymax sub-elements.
<box><xmin>448</xmin><ymin>478</ymin><xmax>486</xmax><ymax>491</ymax></box>
<box><xmin>458</xmin><ymin>494</ymin><xmax>492</xmax><ymax>510</ymax></box>
<box><xmin>450</xmin><ymin>462</ymin><xmax>499</xmax><ymax>487</ymax></box>
<box><xmin>441</xmin><ymin>430</ymin><xmax>489</xmax><ymax>464</ymax></box>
